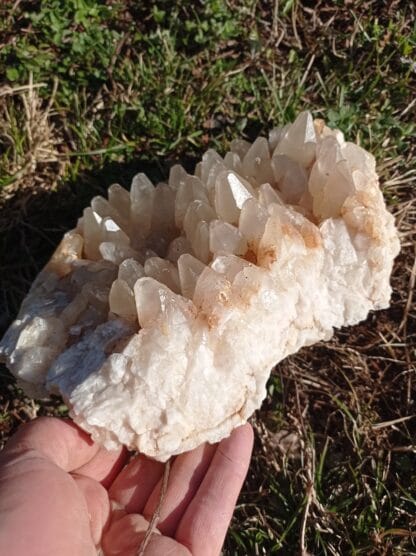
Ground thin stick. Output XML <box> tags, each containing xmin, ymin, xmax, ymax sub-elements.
<box><xmin>137</xmin><ymin>459</ymin><xmax>171</xmax><ymax>556</ymax></box>
<box><xmin>300</xmin><ymin>483</ymin><xmax>312</xmax><ymax>556</ymax></box>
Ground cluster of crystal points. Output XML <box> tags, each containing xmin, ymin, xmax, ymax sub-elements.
<box><xmin>0</xmin><ymin>113</ymin><xmax>400</xmax><ymax>461</ymax></box>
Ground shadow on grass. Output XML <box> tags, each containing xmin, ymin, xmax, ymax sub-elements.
<box><xmin>0</xmin><ymin>154</ymin><xmax>199</xmax><ymax>337</ymax></box>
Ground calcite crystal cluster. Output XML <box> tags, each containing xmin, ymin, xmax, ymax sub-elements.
<box><xmin>0</xmin><ymin>113</ymin><xmax>399</xmax><ymax>461</ymax></box>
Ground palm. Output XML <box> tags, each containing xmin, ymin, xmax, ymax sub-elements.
<box><xmin>0</xmin><ymin>418</ymin><xmax>253</xmax><ymax>556</ymax></box>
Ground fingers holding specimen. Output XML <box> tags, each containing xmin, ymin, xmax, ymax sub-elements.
<box><xmin>175</xmin><ymin>423</ymin><xmax>254</xmax><ymax>556</ymax></box>
<box><xmin>109</xmin><ymin>454</ymin><xmax>165</xmax><ymax>513</ymax></box>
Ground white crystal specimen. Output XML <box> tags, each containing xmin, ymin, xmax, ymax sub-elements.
<box><xmin>0</xmin><ymin>113</ymin><xmax>400</xmax><ymax>461</ymax></box>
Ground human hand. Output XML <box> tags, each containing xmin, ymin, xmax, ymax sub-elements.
<box><xmin>0</xmin><ymin>417</ymin><xmax>253</xmax><ymax>555</ymax></box>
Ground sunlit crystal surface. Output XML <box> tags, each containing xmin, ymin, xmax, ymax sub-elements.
<box><xmin>0</xmin><ymin>112</ymin><xmax>400</xmax><ymax>461</ymax></box>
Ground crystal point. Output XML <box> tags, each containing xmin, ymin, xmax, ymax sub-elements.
<box><xmin>242</xmin><ymin>137</ymin><xmax>274</xmax><ymax>185</ymax></box>
<box><xmin>214</xmin><ymin>171</ymin><xmax>255</xmax><ymax>225</ymax></box>
<box><xmin>275</xmin><ymin>111</ymin><xmax>317</xmax><ymax>167</ymax></box>
<box><xmin>209</xmin><ymin>220</ymin><xmax>247</xmax><ymax>256</ymax></box>
<box><xmin>178</xmin><ymin>253</ymin><xmax>206</xmax><ymax>299</ymax></box>
<box><xmin>109</xmin><ymin>279</ymin><xmax>136</xmax><ymax>321</ymax></box>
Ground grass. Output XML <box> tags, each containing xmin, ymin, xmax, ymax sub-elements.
<box><xmin>0</xmin><ymin>1</ymin><xmax>415</xmax><ymax>554</ymax></box>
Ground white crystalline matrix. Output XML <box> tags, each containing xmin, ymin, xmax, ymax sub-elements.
<box><xmin>0</xmin><ymin>112</ymin><xmax>400</xmax><ymax>461</ymax></box>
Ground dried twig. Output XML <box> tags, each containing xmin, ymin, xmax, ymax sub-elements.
<box><xmin>137</xmin><ymin>459</ymin><xmax>171</xmax><ymax>556</ymax></box>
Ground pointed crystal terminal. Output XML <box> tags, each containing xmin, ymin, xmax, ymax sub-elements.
<box><xmin>258</xmin><ymin>183</ymin><xmax>284</xmax><ymax>207</ymax></box>
<box><xmin>167</xmin><ymin>236</ymin><xmax>193</xmax><ymax>263</ymax></box>
<box><xmin>268</xmin><ymin>127</ymin><xmax>283</xmax><ymax>151</ymax></box>
<box><xmin>118</xmin><ymin>258</ymin><xmax>145</xmax><ymax>289</ymax></box>
<box><xmin>175</xmin><ymin>175</ymin><xmax>209</xmax><ymax>227</ymax></box>
<box><xmin>108</xmin><ymin>184</ymin><xmax>131</xmax><ymax>219</ymax></box>
<box><xmin>200</xmin><ymin>149</ymin><xmax>224</xmax><ymax>185</ymax></box>
<box><xmin>194</xmin><ymin>161</ymin><xmax>202</xmax><ymax>179</ymax></box>
<box><xmin>309</xmin><ymin>142</ymin><xmax>356</xmax><ymax>219</ymax></box>
<box><xmin>342</xmin><ymin>142</ymin><xmax>376</xmax><ymax>175</ymax></box>
<box><xmin>92</xmin><ymin>196</ymin><xmax>127</xmax><ymax>230</ymax></box>
<box><xmin>144</xmin><ymin>256</ymin><xmax>181</xmax><ymax>293</ymax></box>
<box><xmin>47</xmin><ymin>231</ymin><xmax>84</xmax><ymax>276</ymax></box>
<box><xmin>131</xmin><ymin>172</ymin><xmax>154</xmax><ymax>199</ymax></box>
<box><xmin>230</xmin><ymin>138</ymin><xmax>251</xmax><ymax>160</ymax></box>
<box><xmin>130</xmin><ymin>173</ymin><xmax>155</xmax><ymax>241</ymax></box>
<box><xmin>83</xmin><ymin>207</ymin><xmax>103</xmax><ymax>260</ymax></box>
<box><xmin>109</xmin><ymin>279</ymin><xmax>136</xmax><ymax>321</ymax></box>
<box><xmin>211</xmin><ymin>254</ymin><xmax>251</xmax><ymax>282</ymax></box>
<box><xmin>177</xmin><ymin>253</ymin><xmax>206</xmax><ymax>299</ymax></box>
<box><xmin>257</xmin><ymin>215</ymin><xmax>283</xmax><ymax>268</ymax></box>
<box><xmin>134</xmin><ymin>277</ymin><xmax>193</xmax><ymax>329</ymax></box>
<box><xmin>209</xmin><ymin>220</ymin><xmax>247</xmax><ymax>256</ymax></box>
<box><xmin>101</xmin><ymin>217</ymin><xmax>130</xmax><ymax>245</ymax></box>
<box><xmin>193</xmin><ymin>267</ymin><xmax>231</xmax><ymax>314</ymax></box>
<box><xmin>224</xmin><ymin>152</ymin><xmax>243</xmax><ymax>175</ymax></box>
<box><xmin>189</xmin><ymin>220</ymin><xmax>210</xmax><ymax>264</ymax></box>
<box><xmin>242</xmin><ymin>137</ymin><xmax>275</xmax><ymax>186</ymax></box>
<box><xmin>183</xmin><ymin>200</ymin><xmax>216</xmax><ymax>240</ymax></box>
<box><xmin>169</xmin><ymin>164</ymin><xmax>188</xmax><ymax>190</ymax></box>
<box><xmin>271</xmin><ymin>154</ymin><xmax>308</xmax><ymax>204</ymax></box>
<box><xmin>215</xmin><ymin>170</ymin><xmax>255</xmax><ymax>225</ymax></box>
<box><xmin>275</xmin><ymin>111</ymin><xmax>316</xmax><ymax>167</ymax></box>
<box><xmin>99</xmin><ymin>242</ymin><xmax>139</xmax><ymax>265</ymax></box>
<box><xmin>238</xmin><ymin>198</ymin><xmax>268</xmax><ymax>251</ymax></box>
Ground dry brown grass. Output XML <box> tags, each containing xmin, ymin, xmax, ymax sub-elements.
<box><xmin>0</xmin><ymin>74</ymin><xmax>66</xmax><ymax>200</ymax></box>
